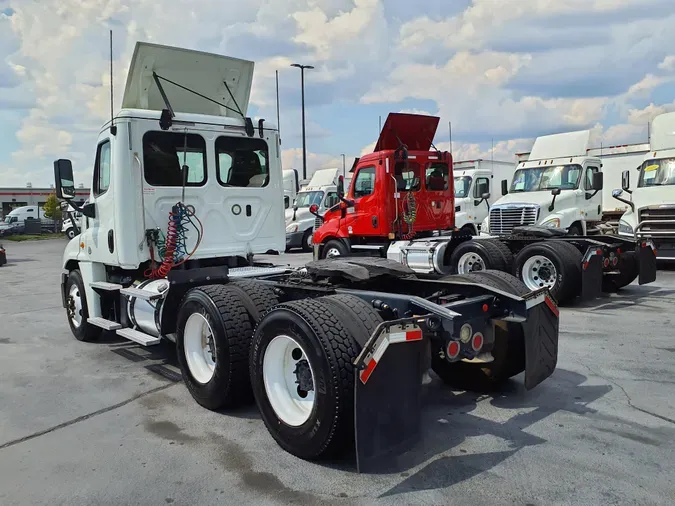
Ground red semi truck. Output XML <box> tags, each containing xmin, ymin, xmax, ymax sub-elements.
<box><xmin>311</xmin><ymin>113</ymin><xmax>657</xmax><ymax>304</ymax></box>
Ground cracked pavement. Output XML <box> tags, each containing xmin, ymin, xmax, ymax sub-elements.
<box><xmin>1</xmin><ymin>239</ymin><xmax>674</xmax><ymax>505</ymax></box>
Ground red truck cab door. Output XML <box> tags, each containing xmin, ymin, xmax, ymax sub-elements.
<box><xmin>344</xmin><ymin>162</ymin><xmax>385</xmax><ymax>237</ymax></box>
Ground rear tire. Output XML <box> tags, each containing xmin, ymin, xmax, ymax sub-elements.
<box><xmin>434</xmin><ymin>270</ymin><xmax>526</xmax><ymax>390</ymax></box>
<box><xmin>65</xmin><ymin>269</ymin><xmax>102</xmax><ymax>342</ymax></box>
<box><xmin>567</xmin><ymin>223</ymin><xmax>583</xmax><ymax>236</ymax></box>
<box><xmin>513</xmin><ymin>241</ymin><xmax>582</xmax><ymax>304</ymax></box>
<box><xmin>482</xmin><ymin>239</ymin><xmax>514</xmax><ymax>273</ymax></box>
<box><xmin>228</xmin><ymin>280</ymin><xmax>280</xmax><ymax>323</ymax></box>
<box><xmin>449</xmin><ymin>239</ymin><xmax>507</xmax><ymax>274</ymax></box>
<box><xmin>176</xmin><ymin>285</ymin><xmax>254</xmax><ymax>410</ymax></box>
<box><xmin>460</xmin><ymin>224</ymin><xmax>476</xmax><ymax>236</ymax></box>
<box><xmin>602</xmin><ymin>251</ymin><xmax>639</xmax><ymax>292</ymax></box>
<box><xmin>250</xmin><ymin>298</ymin><xmax>361</xmax><ymax>460</ymax></box>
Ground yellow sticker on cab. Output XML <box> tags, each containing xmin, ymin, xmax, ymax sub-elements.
<box><xmin>644</xmin><ymin>164</ymin><xmax>660</xmax><ymax>172</ymax></box>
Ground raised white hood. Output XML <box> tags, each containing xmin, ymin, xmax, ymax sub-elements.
<box><xmin>122</xmin><ymin>42</ymin><xmax>254</xmax><ymax>117</ymax></box>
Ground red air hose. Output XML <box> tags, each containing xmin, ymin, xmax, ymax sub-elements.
<box><xmin>146</xmin><ymin>207</ymin><xmax>180</xmax><ymax>279</ymax></box>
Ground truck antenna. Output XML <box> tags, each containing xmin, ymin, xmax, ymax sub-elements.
<box><xmin>276</xmin><ymin>70</ymin><xmax>281</xmax><ymax>145</ymax></box>
<box><xmin>109</xmin><ymin>30</ymin><xmax>116</xmax><ymax>136</ymax></box>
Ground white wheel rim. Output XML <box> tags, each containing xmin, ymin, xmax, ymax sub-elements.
<box><xmin>522</xmin><ymin>255</ymin><xmax>558</xmax><ymax>291</ymax></box>
<box><xmin>306</xmin><ymin>233</ymin><xmax>313</xmax><ymax>249</ymax></box>
<box><xmin>68</xmin><ymin>283</ymin><xmax>83</xmax><ymax>328</ymax></box>
<box><xmin>68</xmin><ymin>230</ymin><xmax>75</xmax><ymax>239</ymax></box>
<box><xmin>457</xmin><ymin>252</ymin><xmax>486</xmax><ymax>274</ymax></box>
<box><xmin>263</xmin><ymin>335</ymin><xmax>316</xmax><ymax>427</ymax></box>
<box><xmin>184</xmin><ymin>313</ymin><xmax>217</xmax><ymax>384</ymax></box>
<box><xmin>326</xmin><ymin>247</ymin><xmax>341</xmax><ymax>258</ymax></box>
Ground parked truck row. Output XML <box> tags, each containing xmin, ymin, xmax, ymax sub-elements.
<box><xmin>54</xmin><ymin>42</ymin><xmax>560</xmax><ymax>472</ymax></box>
<box><xmin>311</xmin><ymin>115</ymin><xmax>658</xmax><ymax>305</ymax></box>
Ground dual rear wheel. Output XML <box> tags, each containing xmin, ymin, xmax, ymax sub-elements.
<box><xmin>175</xmin><ymin>284</ymin><xmax>380</xmax><ymax>460</ymax></box>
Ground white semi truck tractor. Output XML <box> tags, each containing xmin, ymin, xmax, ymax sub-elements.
<box><xmin>614</xmin><ymin>111</ymin><xmax>675</xmax><ymax>261</ymax></box>
<box><xmin>54</xmin><ymin>41</ymin><xmax>561</xmax><ymax>472</ymax></box>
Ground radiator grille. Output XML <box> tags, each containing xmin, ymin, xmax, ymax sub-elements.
<box><xmin>489</xmin><ymin>205</ymin><xmax>539</xmax><ymax>235</ymax></box>
<box><xmin>314</xmin><ymin>216</ymin><xmax>323</xmax><ymax>231</ymax></box>
<box><xmin>638</xmin><ymin>206</ymin><xmax>675</xmax><ymax>235</ymax></box>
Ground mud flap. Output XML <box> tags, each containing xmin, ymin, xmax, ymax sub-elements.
<box><xmin>521</xmin><ymin>296</ymin><xmax>559</xmax><ymax>390</ymax></box>
<box><xmin>580</xmin><ymin>251</ymin><xmax>603</xmax><ymax>301</ymax></box>
<box><xmin>638</xmin><ymin>241</ymin><xmax>657</xmax><ymax>285</ymax></box>
<box><xmin>353</xmin><ymin>323</ymin><xmax>426</xmax><ymax>473</ymax></box>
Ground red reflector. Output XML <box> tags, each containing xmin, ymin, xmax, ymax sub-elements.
<box><xmin>642</xmin><ymin>242</ymin><xmax>647</xmax><ymax>248</ymax></box>
<box><xmin>583</xmin><ymin>261</ymin><xmax>589</xmax><ymax>270</ymax></box>
<box><xmin>447</xmin><ymin>341</ymin><xmax>460</xmax><ymax>359</ymax></box>
<box><xmin>545</xmin><ymin>296</ymin><xmax>560</xmax><ymax>317</ymax></box>
<box><xmin>617</xmin><ymin>248</ymin><xmax>622</xmax><ymax>254</ymax></box>
<box><xmin>360</xmin><ymin>359</ymin><xmax>377</xmax><ymax>384</ymax></box>
<box><xmin>406</xmin><ymin>329</ymin><xmax>423</xmax><ymax>341</ymax></box>
<box><xmin>482</xmin><ymin>304</ymin><xmax>489</xmax><ymax>312</ymax></box>
<box><xmin>654</xmin><ymin>249</ymin><xmax>658</xmax><ymax>256</ymax></box>
<box><xmin>471</xmin><ymin>333</ymin><xmax>484</xmax><ymax>351</ymax></box>
<box><xmin>596</xmin><ymin>249</ymin><xmax>602</xmax><ymax>255</ymax></box>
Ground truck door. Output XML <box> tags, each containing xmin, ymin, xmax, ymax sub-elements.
<box><xmin>472</xmin><ymin>175</ymin><xmax>491</xmax><ymax>225</ymax></box>
<box><xmin>85</xmin><ymin>137</ymin><xmax>118</xmax><ymax>265</ymax></box>
<box><xmin>347</xmin><ymin>165</ymin><xmax>383</xmax><ymax>236</ymax></box>
<box><xmin>583</xmin><ymin>164</ymin><xmax>602</xmax><ymax>221</ymax></box>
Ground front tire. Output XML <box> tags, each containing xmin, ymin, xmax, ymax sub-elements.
<box><xmin>176</xmin><ymin>284</ymin><xmax>254</xmax><ymax>410</ymax></box>
<box><xmin>302</xmin><ymin>229</ymin><xmax>313</xmax><ymax>252</ymax></box>
<box><xmin>66</xmin><ymin>228</ymin><xmax>76</xmax><ymax>240</ymax></box>
<box><xmin>65</xmin><ymin>269</ymin><xmax>102</xmax><ymax>342</ymax></box>
<box><xmin>250</xmin><ymin>298</ymin><xmax>361</xmax><ymax>460</ymax></box>
<box><xmin>321</xmin><ymin>239</ymin><xmax>349</xmax><ymax>259</ymax></box>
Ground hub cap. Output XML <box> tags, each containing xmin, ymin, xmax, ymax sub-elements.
<box><xmin>457</xmin><ymin>252</ymin><xmax>486</xmax><ymax>274</ymax></box>
<box><xmin>263</xmin><ymin>335</ymin><xmax>316</xmax><ymax>426</ymax></box>
<box><xmin>184</xmin><ymin>313</ymin><xmax>217</xmax><ymax>384</ymax></box>
<box><xmin>522</xmin><ymin>255</ymin><xmax>558</xmax><ymax>291</ymax></box>
<box><xmin>325</xmin><ymin>247</ymin><xmax>341</xmax><ymax>259</ymax></box>
<box><xmin>67</xmin><ymin>284</ymin><xmax>83</xmax><ymax>328</ymax></box>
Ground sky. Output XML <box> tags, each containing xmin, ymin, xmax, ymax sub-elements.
<box><xmin>1</xmin><ymin>0</ymin><xmax>675</xmax><ymax>188</ymax></box>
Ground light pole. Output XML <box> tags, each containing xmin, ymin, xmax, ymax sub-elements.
<box><xmin>290</xmin><ymin>63</ymin><xmax>314</xmax><ymax>180</ymax></box>
<box><xmin>341</xmin><ymin>154</ymin><xmax>346</xmax><ymax>177</ymax></box>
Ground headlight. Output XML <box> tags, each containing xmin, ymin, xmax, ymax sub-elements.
<box><xmin>541</xmin><ymin>217</ymin><xmax>561</xmax><ymax>228</ymax></box>
<box><xmin>286</xmin><ymin>223</ymin><xmax>299</xmax><ymax>233</ymax></box>
<box><xmin>618</xmin><ymin>220</ymin><xmax>633</xmax><ymax>235</ymax></box>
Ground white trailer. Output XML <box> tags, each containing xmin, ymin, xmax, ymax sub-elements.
<box><xmin>452</xmin><ymin>159</ymin><xmax>515</xmax><ymax>234</ymax></box>
<box><xmin>53</xmin><ymin>41</ymin><xmax>558</xmax><ymax>472</ymax></box>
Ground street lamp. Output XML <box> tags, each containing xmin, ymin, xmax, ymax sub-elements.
<box><xmin>290</xmin><ymin>63</ymin><xmax>314</xmax><ymax>180</ymax></box>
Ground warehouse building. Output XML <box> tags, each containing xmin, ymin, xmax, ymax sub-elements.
<box><xmin>0</xmin><ymin>184</ymin><xmax>90</xmax><ymax>218</ymax></box>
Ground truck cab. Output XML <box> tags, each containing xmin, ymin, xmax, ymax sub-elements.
<box><xmin>285</xmin><ymin>168</ymin><xmax>342</xmax><ymax>252</ymax></box>
<box><xmin>615</xmin><ymin>111</ymin><xmax>675</xmax><ymax>260</ymax></box>
<box><xmin>313</xmin><ymin>113</ymin><xmax>454</xmax><ymax>258</ymax></box>
<box><xmin>453</xmin><ymin>159</ymin><xmax>515</xmax><ymax>235</ymax></box>
<box><xmin>483</xmin><ymin>130</ymin><xmax>603</xmax><ymax>236</ymax></box>
<box><xmin>282</xmin><ymin>169</ymin><xmax>299</xmax><ymax>209</ymax></box>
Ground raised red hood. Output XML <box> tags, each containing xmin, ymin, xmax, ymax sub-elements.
<box><xmin>374</xmin><ymin>113</ymin><xmax>440</xmax><ymax>152</ymax></box>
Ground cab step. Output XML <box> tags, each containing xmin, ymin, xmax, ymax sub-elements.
<box><xmin>119</xmin><ymin>286</ymin><xmax>164</xmax><ymax>301</ymax></box>
<box><xmin>88</xmin><ymin>317</ymin><xmax>123</xmax><ymax>331</ymax></box>
<box><xmin>90</xmin><ymin>281</ymin><xmax>123</xmax><ymax>291</ymax></box>
<box><xmin>116</xmin><ymin>328</ymin><xmax>161</xmax><ymax>346</ymax></box>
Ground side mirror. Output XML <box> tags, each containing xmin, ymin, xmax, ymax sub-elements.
<box><xmin>337</xmin><ymin>175</ymin><xmax>345</xmax><ymax>199</ymax></box>
<box><xmin>54</xmin><ymin>159</ymin><xmax>75</xmax><ymax>200</ymax></box>
<box><xmin>481</xmin><ymin>192</ymin><xmax>490</xmax><ymax>200</ymax></box>
<box><xmin>501</xmin><ymin>179</ymin><xmax>508</xmax><ymax>196</ymax></box>
<box><xmin>622</xmin><ymin>170</ymin><xmax>630</xmax><ymax>191</ymax></box>
<box><xmin>612</xmin><ymin>189</ymin><xmax>623</xmax><ymax>198</ymax></box>
<box><xmin>592</xmin><ymin>171</ymin><xmax>603</xmax><ymax>191</ymax></box>
<box><xmin>82</xmin><ymin>202</ymin><xmax>96</xmax><ymax>219</ymax></box>
<box><xmin>309</xmin><ymin>204</ymin><xmax>319</xmax><ymax>215</ymax></box>
<box><xmin>551</xmin><ymin>188</ymin><xmax>562</xmax><ymax>196</ymax></box>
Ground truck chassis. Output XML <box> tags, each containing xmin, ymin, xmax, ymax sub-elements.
<box><xmin>60</xmin><ymin>256</ymin><xmax>559</xmax><ymax>472</ymax></box>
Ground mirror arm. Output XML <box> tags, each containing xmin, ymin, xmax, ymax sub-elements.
<box><xmin>548</xmin><ymin>195</ymin><xmax>558</xmax><ymax>213</ymax></box>
<box><xmin>614</xmin><ymin>195</ymin><xmax>635</xmax><ymax>212</ymax></box>
<box><xmin>584</xmin><ymin>189</ymin><xmax>600</xmax><ymax>200</ymax></box>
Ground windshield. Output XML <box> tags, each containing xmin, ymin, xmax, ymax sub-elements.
<box><xmin>454</xmin><ymin>176</ymin><xmax>472</xmax><ymax>198</ymax></box>
<box><xmin>638</xmin><ymin>158</ymin><xmax>675</xmax><ymax>187</ymax></box>
<box><xmin>294</xmin><ymin>191</ymin><xmax>324</xmax><ymax>208</ymax></box>
<box><xmin>510</xmin><ymin>164</ymin><xmax>582</xmax><ymax>192</ymax></box>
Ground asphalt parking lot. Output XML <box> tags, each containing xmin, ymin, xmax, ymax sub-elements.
<box><xmin>1</xmin><ymin>238</ymin><xmax>674</xmax><ymax>506</ymax></box>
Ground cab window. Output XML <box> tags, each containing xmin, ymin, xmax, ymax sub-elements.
<box><xmin>585</xmin><ymin>166</ymin><xmax>599</xmax><ymax>190</ymax></box>
<box><xmin>216</xmin><ymin>136</ymin><xmax>269</xmax><ymax>188</ymax></box>
<box><xmin>474</xmin><ymin>177</ymin><xmax>490</xmax><ymax>198</ymax></box>
<box><xmin>426</xmin><ymin>163</ymin><xmax>449</xmax><ymax>191</ymax></box>
<box><xmin>353</xmin><ymin>166</ymin><xmax>376</xmax><ymax>198</ymax></box>
<box><xmin>324</xmin><ymin>192</ymin><xmax>339</xmax><ymax>208</ymax></box>
<box><xmin>94</xmin><ymin>140</ymin><xmax>111</xmax><ymax>196</ymax></box>
<box><xmin>394</xmin><ymin>162</ymin><xmax>421</xmax><ymax>192</ymax></box>
<box><xmin>143</xmin><ymin>132</ymin><xmax>207</xmax><ymax>187</ymax></box>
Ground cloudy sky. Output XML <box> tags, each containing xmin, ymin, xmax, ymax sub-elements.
<box><xmin>1</xmin><ymin>0</ymin><xmax>675</xmax><ymax>187</ymax></box>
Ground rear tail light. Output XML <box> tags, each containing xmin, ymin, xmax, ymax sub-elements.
<box><xmin>447</xmin><ymin>341</ymin><xmax>460</xmax><ymax>359</ymax></box>
<box><xmin>612</xmin><ymin>256</ymin><xmax>619</xmax><ymax>266</ymax></box>
<box><xmin>603</xmin><ymin>258</ymin><xmax>610</xmax><ymax>268</ymax></box>
<box><xmin>471</xmin><ymin>333</ymin><xmax>484</xmax><ymax>352</ymax></box>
